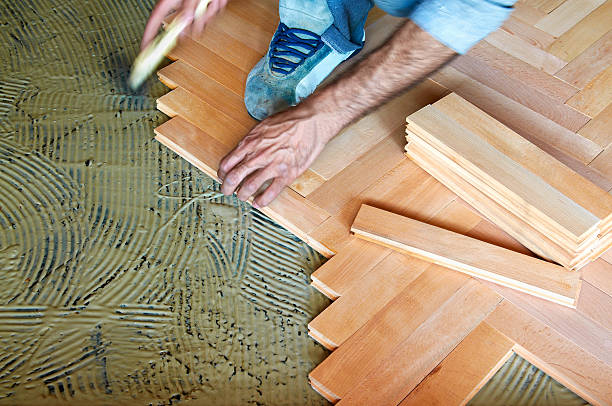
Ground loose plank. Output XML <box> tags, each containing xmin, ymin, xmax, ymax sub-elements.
<box><xmin>351</xmin><ymin>204</ymin><xmax>582</xmax><ymax>307</ymax></box>
<box><xmin>399</xmin><ymin>321</ymin><xmax>514</xmax><ymax>406</ymax></box>
<box><xmin>578</xmin><ymin>102</ymin><xmax>612</xmax><ymax>150</ymax></box>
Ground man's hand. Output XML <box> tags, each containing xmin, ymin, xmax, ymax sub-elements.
<box><xmin>218</xmin><ymin>104</ymin><xmax>341</xmax><ymax>208</ymax></box>
<box><xmin>141</xmin><ymin>0</ymin><xmax>228</xmax><ymax>50</ymax></box>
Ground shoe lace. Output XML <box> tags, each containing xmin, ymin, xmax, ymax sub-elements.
<box><xmin>269</xmin><ymin>23</ymin><xmax>324</xmax><ymax>75</ymax></box>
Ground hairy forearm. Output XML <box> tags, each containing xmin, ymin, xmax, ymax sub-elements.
<box><xmin>303</xmin><ymin>20</ymin><xmax>456</xmax><ymax>139</ymax></box>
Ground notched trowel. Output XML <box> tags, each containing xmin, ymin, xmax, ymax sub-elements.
<box><xmin>129</xmin><ymin>0</ymin><xmax>211</xmax><ymax>89</ymax></box>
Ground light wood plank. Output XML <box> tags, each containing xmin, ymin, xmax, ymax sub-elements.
<box><xmin>521</xmin><ymin>0</ymin><xmax>566</xmax><ymax>13</ymax></box>
<box><xmin>512</xmin><ymin>2</ymin><xmax>547</xmax><ymax>25</ymax></box>
<box><xmin>547</xmin><ymin>1</ymin><xmax>612</xmax><ymax>62</ymax></box>
<box><xmin>503</xmin><ymin>15</ymin><xmax>556</xmax><ymax>49</ymax></box>
<box><xmin>168</xmin><ymin>36</ymin><xmax>247</xmax><ymax>96</ymax></box>
<box><xmin>466</xmin><ymin>41</ymin><xmax>578</xmax><ymax>103</ymax></box>
<box><xmin>485</xmin><ymin>29</ymin><xmax>566</xmax><ymax>74</ymax></box>
<box><xmin>307</xmin><ymin>132</ymin><xmax>406</xmax><ymax>214</ymax></box>
<box><xmin>589</xmin><ymin>145</ymin><xmax>612</xmax><ymax>184</ymax></box>
<box><xmin>309</xmin><ymin>252</ymin><xmax>428</xmax><ymax>349</ymax></box>
<box><xmin>352</xmin><ymin>205</ymin><xmax>582</xmax><ymax>307</ymax></box>
<box><xmin>405</xmin><ymin>141</ymin><xmax>575</xmax><ymax>266</ymax></box>
<box><xmin>337</xmin><ymin>281</ymin><xmax>501</xmax><ymax>406</ymax></box>
<box><xmin>486</xmin><ymin>300</ymin><xmax>612</xmax><ymax>405</ymax></box>
<box><xmin>555</xmin><ymin>29</ymin><xmax>612</xmax><ymax>89</ymax></box>
<box><xmin>309</xmin><ymin>265</ymin><xmax>472</xmax><ymax>402</ymax></box>
<box><xmin>535</xmin><ymin>0</ymin><xmax>606</xmax><ymax>37</ymax></box>
<box><xmin>309</xmin><ymin>79</ymin><xmax>448</xmax><ymax>180</ymax></box>
<box><xmin>434</xmin><ymin>93</ymin><xmax>612</xmax><ymax>220</ymax></box>
<box><xmin>310</xmin><ymin>238</ymin><xmax>390</xmax><ymax>300</ymax></box>
<box><xmin>576</xmin><ymin>280</ymin><xmax>612</xmax><ymax>331</ymax></box>
<box><xmin>581</xmin><ymin>258</ymin><xmax>612</xmax><ymax>297</ymax></box>
<box><xmin>399</xmin><ymin>322</ymin><xmax>514</xmax><ymax>406</ymax></box>
<box><xmin>408</xmin><ymin>106</ymin><xmax>600</xmax><ymax>241</ymax></box>
<box><xmin>451</xmin><ymin>51</ymin><xmax>589</xmax><ymax>131</ymax></box>
<box><xmin>430</xmin><ymin>66</ymin><xmax>611</xmax><ymax>186</ymax></box>
<box><xmin>566</xmin><ymin>64</ymin><xmax>612</xmax><ymax>117</ymax></box>
<box><xmin>578</xmin><ymin>102</ymin><xmax>612</xmax><ymax>149</ymax></box>
<box><xmin>158</xmin><ymin>61</ymin><xmax>254</xmax><ymax>128</ymax></box>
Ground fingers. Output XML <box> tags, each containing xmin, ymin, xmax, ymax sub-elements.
<box><xmin>141</xmin><ymin>0</ymin><xmax>182</xmax><ymax>50</ymax></box>
<box><xmin>236</xmin><ymin>167</ymin><xmax>276</xmax><ymax>201</ymax></box>
<box><xmin>192</xmin><ymin>0</ymin><xmax>227</xmax><ymax>38</ymax></box>
<box><xmin>253</xmin><ymin>178</ymin><xmax>286</xmax><ymax>208</ymax></box>
<box><xmin>218</xmin><ymin>142</ymin><xmax>251</xmax><ymax>180</ymax></box>
<box><xmin>220</xmin><ymin>157</ymin><xmax>266</xmax><ymax>196</ymax></box>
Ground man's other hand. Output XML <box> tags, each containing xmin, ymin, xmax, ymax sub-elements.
<box><xmin>218</xmin><ymin>105</ymin><xmax>339</xmax><ymax>208</ymax></box>
<box><xmin>141</xmin><ymin>0</ymin><xmax>228</xmax><ymax>50</ymax></box>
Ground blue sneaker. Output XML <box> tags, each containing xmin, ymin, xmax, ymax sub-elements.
<box><xmin>244</xmin><ymin>23</ymin><xmax>356</xmax><ymax>120</ymax></box>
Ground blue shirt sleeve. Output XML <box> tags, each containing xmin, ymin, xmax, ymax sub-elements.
<box><xmin>409</xmin><ymin>0</ymin><xmax>516</xmax><ymax>54</ymax></box>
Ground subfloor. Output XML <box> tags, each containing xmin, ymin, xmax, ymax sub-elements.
<box><xmin>0</xmin><ymin>0</ymin><xmax>600</xmax><ymax>405</ymax></box>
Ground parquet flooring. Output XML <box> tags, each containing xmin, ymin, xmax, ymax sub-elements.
<box><xmin>153</xmin><ymin>0</ymin><xmax>612</xmax><ymax>404</ymax></box>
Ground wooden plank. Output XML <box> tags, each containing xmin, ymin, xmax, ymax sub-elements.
<box><xmin>486</xmin><ymin>300</ymin><xmax>612</xmax><ymax>405</ymax></box>
<box><xmin>310</xmin><ymin>238</ymin><xmax>391</xmax><ymax>300</ymax></box>
<box><xmin>578</xmin><ymin>102</ymin><xmax>612</xmax><ymax>150</ymax></box>
<box><xmin>430</xmin><ymin>66</ymin><xmax>612</xmax><ymax>187</ymax></box>
<box><xmin>157</xmin><ymin>87</ymin><xmax>325</xmax><ymax>198</ymax></box>
<box><xmin>309</xmin><ymin>79</ymin><xmax>448</xmax><ymax>180</ymax></box>
<box><xmin>512</xmin><ymin>2</ymin><xmax>547</xmax><ymax>25</ymax></box>
<box><xmin>589</xmin><ymin>146</ymin><xmax>612</xmax><ymax>185</ymax></box>
<box><xmin>486</xmin><ymin>282</ymin><xmax>612</xmax><ymax>367</ymax></box>
<box><xmin>309</xmin><ymin>252</ymin><xmax>428</xmax><ymax>349</ymax></box>
<box><xmin>337</xmin><ymin>281</ymin><xmax>501</xmax><ymax>406</ymax></box>
<box><xmin>535</xmin><ymin>0</ymin><xmax>606</xmax><ymax>37</ymax></box>
<box><xmin>484</xmin><ymin>29</ymin><xmax>566</xmax><ymax>74</ymax></box>
<box><xmin>158</xmin><ymin>61</ymin><xmax>255</xmax><ymax>128</ymax></box>
<box><xmin>434</xmin><ymin>93</ymin><xmax>612</xmax><ymax>220</ymax></box>
<box><xmin>581</xmin><ymin>258</ymin><xmax>612</xmax><ymax>297</ymax></box>
<box><xmin>576</xmin><ymin>280</ymin><xmax>612</xmax><ymax>331</ymax></box>
<box><xmin>309</xmin><ymin>265</ymin><xmax>471</xmax><ymax>402</ymax></box>
<box><xmin>154</xmin><ymin>117</ymin><xmax>332</xmax><ymax>256</ymax></box>
<box><xmin>566</xmin><ymin>65</ymin><xmax>612</xmax><ymax>117</ymax></box>
<box><xmin>307</xmin><ymin>131</ymin><xmax>406</xmax><ymax>213</ymax></box>
<box><xmin>451</xmin><ymin>51</ymin><xmax>589</xmax><ymax>131</ymax></box>
<box><xmin>399</xmin><ymin>322</ymin><xmax>514</xmax><ymax>406</ymax></box>
<box><xmin>555</xmin><ymin>29</ymin><xmax>612</xmax><ymax>89</ymax></box>
<box><xmin>503</xmin><ymin>15</ymin><xmax>556</xmax><ymax>49</ymax></box>
<box><xmin>167</xmin><ymin>36</ymin><xmax>247</xmax><ymax>96</ymax></box>
<box><xmin>157</xmin><ymin>87</ymin><xmax>248</xmax><ymax>146</ymax></box>
<box><xmin>405</xmin><ymin>141</ymin><xmax>575</xmax><ymax>266</ymax></box>
<box><xmin>521</xmin><ymin>0</ymin><xmax>566</xmax><ymax>13</ymax></box>
<box><xmin>352</xmin><ymin>205</ymin><xmax>582</xmax><ymax>307</ymax></box>
<box><xmin>547</xmin><ymin>1</ymin><xmax>612</xmax><ymax>62</ymax></box>
<box><xmin>188</xmin><ymin>16</ymin><xmax>263</xmax><ymax>72</ymax></box>
<box><xmin>465</xmin><ymin>41</ymin><xmax>578</xmax><ymax>103</ymax></box>
<box><xmin>407</xmin><ymin>106</ymin><xmax>600</xmax><ymax>241</ymax></box>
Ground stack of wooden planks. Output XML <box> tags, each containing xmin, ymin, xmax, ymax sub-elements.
<box><xmin>404</xmin><ymin>93</ymin><xmax>612</xmax><ymax>270</ymax></box>
<box><xmin>151</xmin><ymin>0</ymin><xmax>612</xmax><ymax>404</ymax></box>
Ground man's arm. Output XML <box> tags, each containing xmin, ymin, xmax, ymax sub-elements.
<box><xmin>218</xmin><ymin>20</ymin><xmax>456</xmax><ymax>207</ymax></box>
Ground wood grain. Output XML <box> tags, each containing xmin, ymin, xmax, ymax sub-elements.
<box><xmin>352</xmin><ymin>205</ymin><xmax>582</xmax><ymax>307</ymax></box>
<box><xmin>399</xmin><ymin>321</ymin><xmax>514</xmax><ymax>406</ymax></box>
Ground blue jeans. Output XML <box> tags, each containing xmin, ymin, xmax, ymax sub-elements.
<box><xmin>280</xmin><ymin>0</ymin><xmax>516</xmax><ymax>55</ymax></box>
